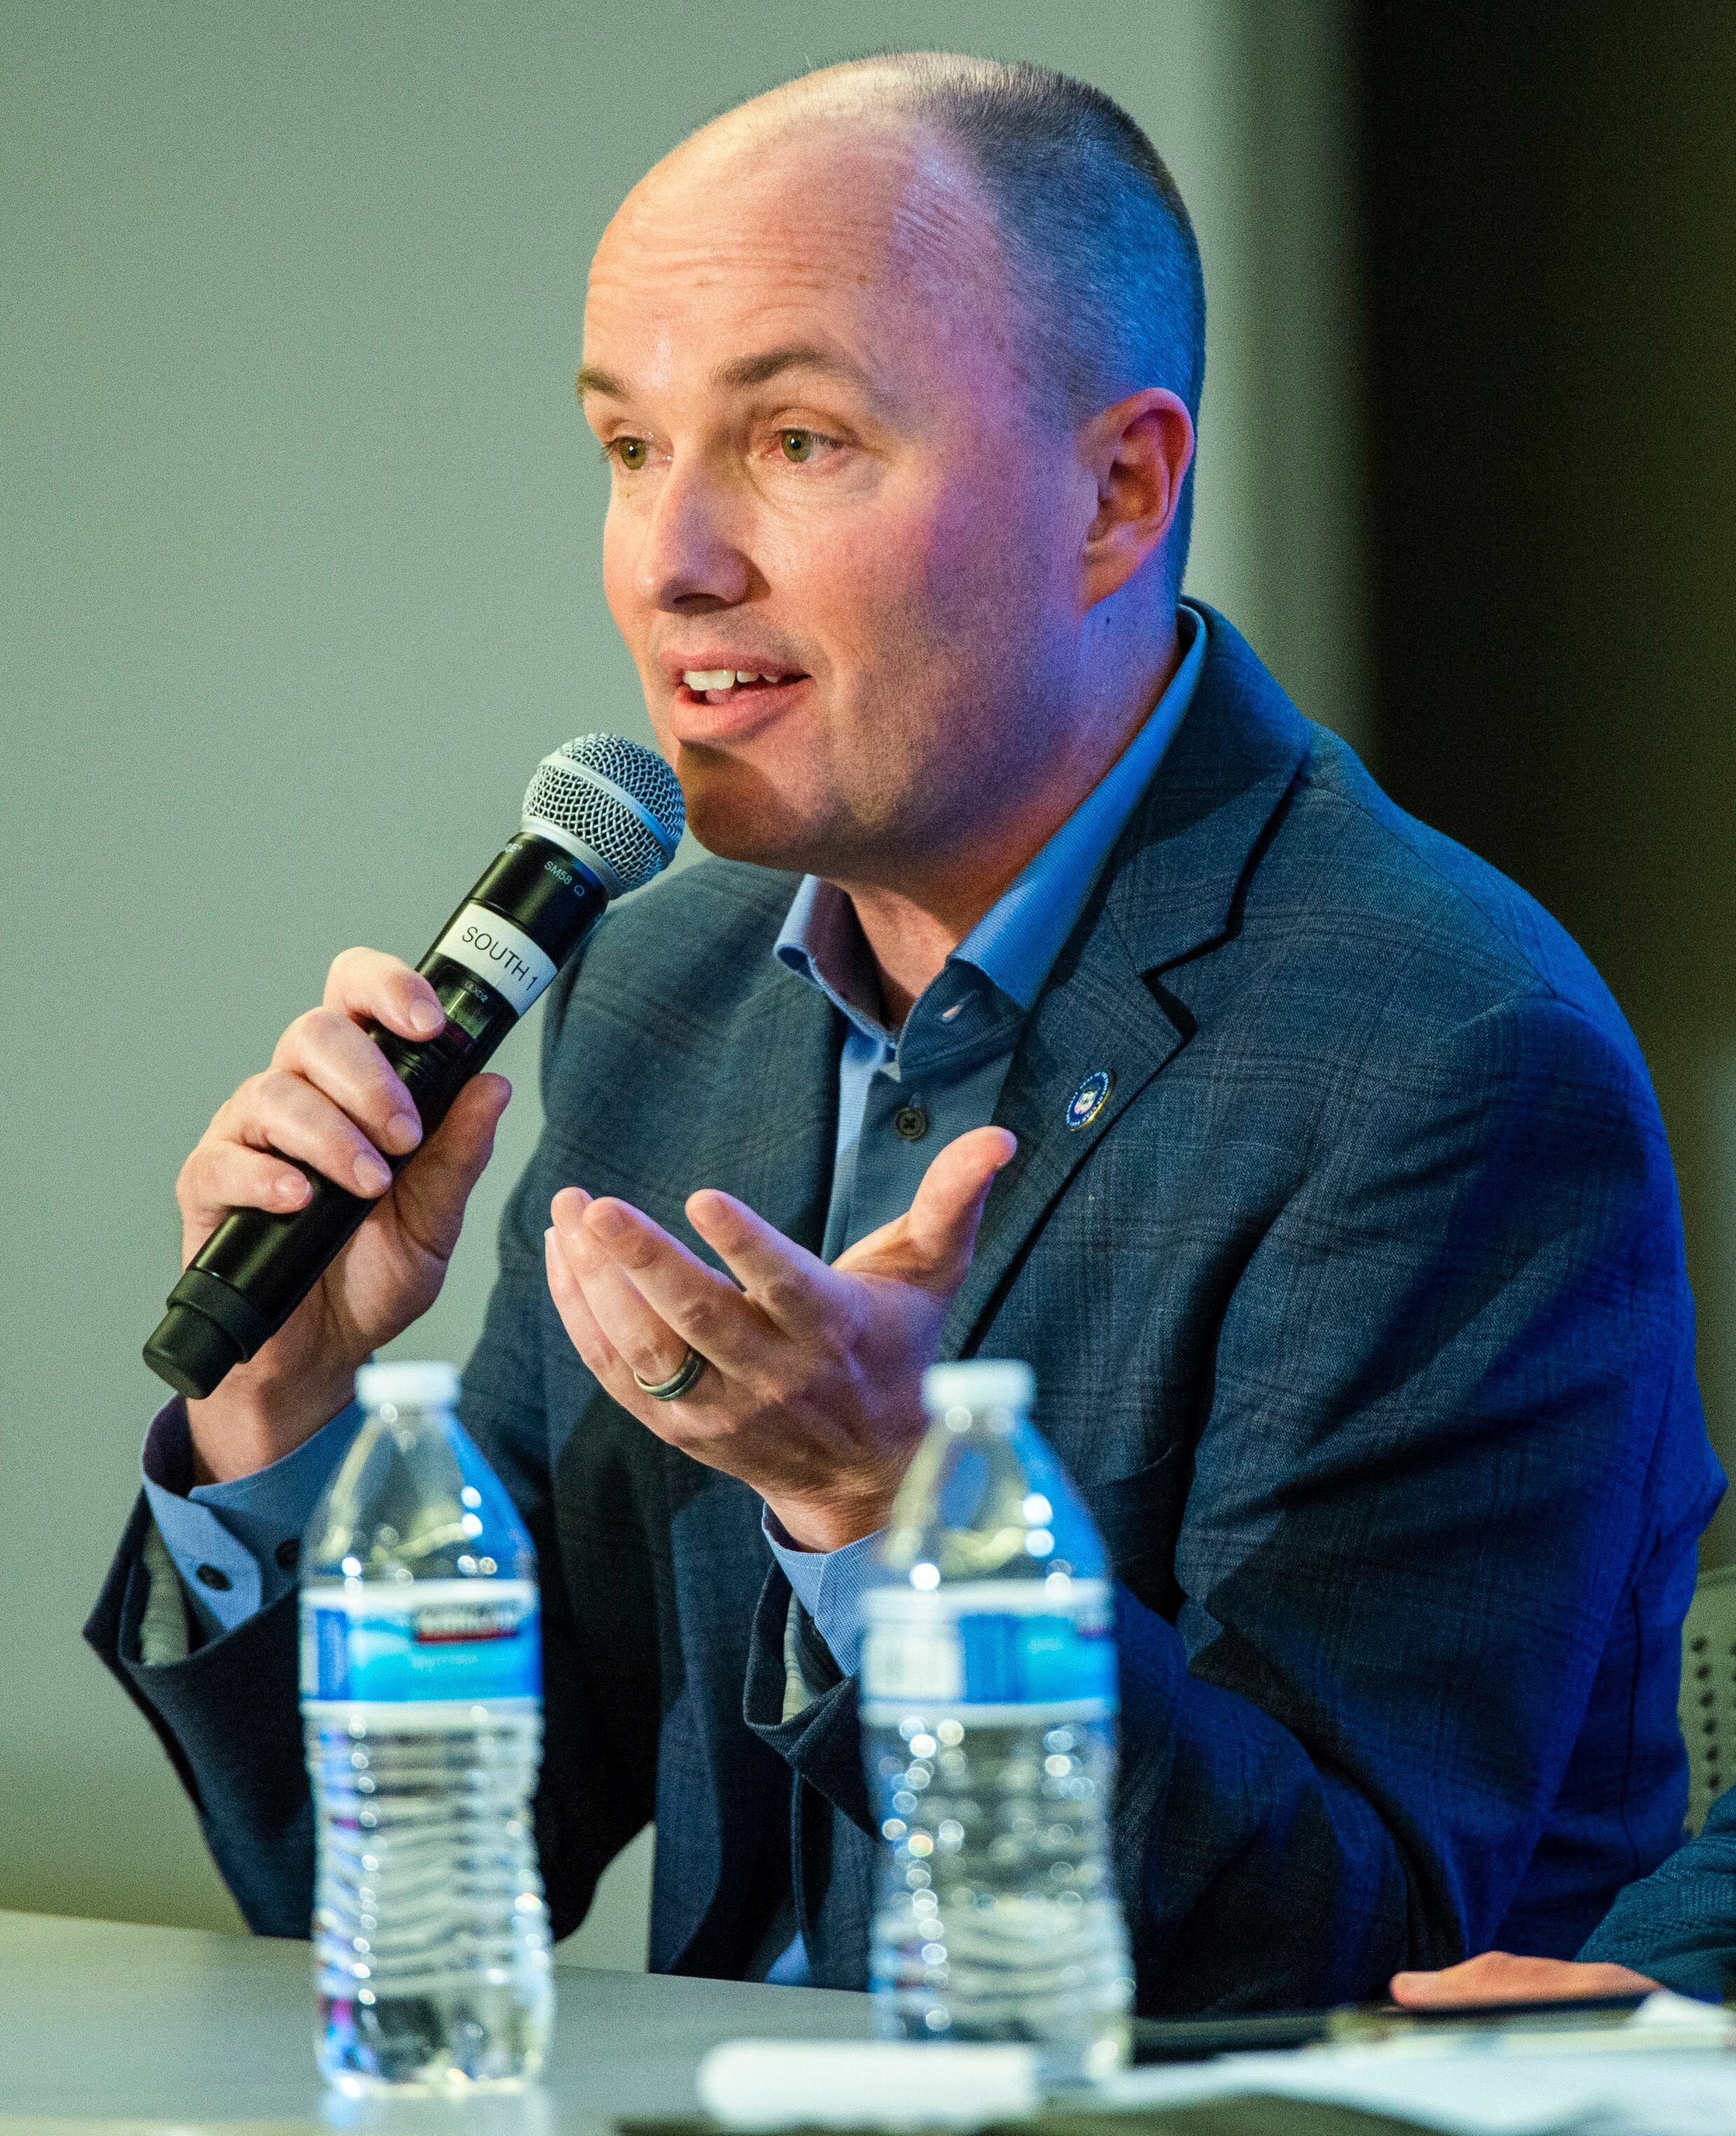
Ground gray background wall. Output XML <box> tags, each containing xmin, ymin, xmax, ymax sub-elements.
<box><xmin>0</xmin><ymin>0</ymin><xmax>1362</xmax><ymax>1961</ymax></box>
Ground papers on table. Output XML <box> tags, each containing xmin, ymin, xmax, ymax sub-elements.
<box><xmin>697</xmin><ymin>1995</ymin><xmax>1736</xmax><ymax>2136</ymax></box>
<box><xmin>1102</xmin><ymin>1992</ymin><xmax>1736</xmax><ymax>2135</ymax></box>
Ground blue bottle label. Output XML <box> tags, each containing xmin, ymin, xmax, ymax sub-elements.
<box><xmin>860</xmin><ymin>1577</ymin><xmax>1116</xmax><ymax>1723</ymax></box>
<box><xmin>299</xmin><ymin>1579</ymin><xmax>540</xmax><ymax>1712</ymax></box>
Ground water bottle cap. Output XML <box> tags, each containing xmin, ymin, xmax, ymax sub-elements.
<box><xmin>355</xmin><ymin>1359</ymin><xmax>461</xmax><ymax>1411</ymax></box>
<box><xmin>922</xmin><ymin>1359</ymin><xmax>1035</xmax><ymax>1415</ymax></box>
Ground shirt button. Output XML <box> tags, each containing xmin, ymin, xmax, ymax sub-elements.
<box><xmin>894</xmin><ymin>1105</ymin><xmax>929</xmax><ymax>1141</ymax></box>
<box><xmin>194</xmin><ymin>1563</ymin><xmax>233</xmax><ymax>1592</ymax></box>
<box><xmin>275</xmin><ymin>1539</ymin><xmax>301</xmax><ymax>1573</ymax></box>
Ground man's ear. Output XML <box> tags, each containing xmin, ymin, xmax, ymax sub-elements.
<box><xmin>1079</xmin><ymin>388</ymin><xmax>1195</xmax><ymax>608</ymax></box>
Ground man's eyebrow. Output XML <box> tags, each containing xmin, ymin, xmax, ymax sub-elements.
<box><xmin>576</xmin><ymin>345</ymin><xmax>882</xmax><ymax>407</ymax></box>
<box><xmin>575</xmin><ymin>364</ymin><xmax>629</xmax><ymax>400</ymax></box>
<box><xmin>715</xmin><ymin>344</ymin><xmax>874</xmax><ymax>393</ymax></box>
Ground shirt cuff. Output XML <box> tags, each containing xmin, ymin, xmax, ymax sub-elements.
<box><xmin>760</xmin><ymin>1506</ymin><xmax>884</xmax><ymax>1678</ymax></box>
<box><xmin>141</xmin><ymin>1396</ymin><xmax>364</xmax><ymax>1640</ymax></box>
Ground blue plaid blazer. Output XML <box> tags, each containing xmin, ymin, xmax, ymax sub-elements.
<box><xmin>90</xmin><ymin>610</ymin><xmax>1722</xmax><ymax>2012</ymax></box>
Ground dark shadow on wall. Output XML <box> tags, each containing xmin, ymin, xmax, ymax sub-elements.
<box><xmin>1356</xmin><ymin>5</ymin><xmax>1736</xmax><ymax>1563</ymax></box>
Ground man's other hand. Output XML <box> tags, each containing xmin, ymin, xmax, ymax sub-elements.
<box><xmin>177</xmin><ymin>948</ymin><xmax>512</xmax><ymax>1482</ymax></box>
<box><xmin>543</xmin><ymin>1124</ymin><xmax>1017</xmax><ymax>1550</ymax></box>
<box><xmin>1389</xmin><ymin>1951</ymin><xmax>1659</xmax><ymax>2006</ymax></box>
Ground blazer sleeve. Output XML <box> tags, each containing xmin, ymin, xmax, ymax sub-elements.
<box><xmin>84</xmin><ymin>1485</ymin><xmax>312</xmax><ymax>1933</ymax></box>
<box><xmin>83</xmin><ymin>935</ymin><xmax>637</xmax><ymax>1943</ymax></box>
<box><xmin>1578</xmin><ymin>1785</ymin><xmax>1736</xmax><ymax>2001</ymax></box>
<box><xmin>1121</xmin><ymin>987</ymin><xmax>1721</xmax><ymax>2005</ymax></box>
<box><xmin>746</xmin><ymin>988</ymin><xmax>1718</xmax><ymax>2011</ymax></box>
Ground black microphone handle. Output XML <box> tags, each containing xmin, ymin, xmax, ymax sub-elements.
<box><xmin>143</xmin><ymin>834</ymin><xmax>610</xmax><ymax>1401</ymax></box>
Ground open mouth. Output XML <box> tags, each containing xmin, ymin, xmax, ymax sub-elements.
<box><xmin>678</xmin><ymin>667</ymin><xmax>807</xmax><ymax>707</ymax></box>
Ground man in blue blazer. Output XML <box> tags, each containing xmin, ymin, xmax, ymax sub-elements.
<box><xmin>89</xmin><ymin>56</ymin><xmax>1721</xmax><ymax>2011</ymax></box>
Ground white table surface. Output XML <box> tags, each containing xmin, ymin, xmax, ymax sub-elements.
<box><xmin>14</xmin><ymin>1907</ymin><xmax>1736</xmax><ymax>2136</ymax></box>
<box><xmin>0</xmin><ymin>1908</ymin><xmax>870</xmax><ymax>2133</ymax></box>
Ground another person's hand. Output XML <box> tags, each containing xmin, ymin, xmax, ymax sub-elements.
<box><xmin>543</xmin><ymin>1125</ymin><xmax>1018</xmax><ymax>1550</ymax></box>
<box><xmin>177</xmin><ymin>948</ymin><xmax>511</xmax><ymax>1482</ymax></box>
<box><xmin>1389</xmin><ymin>1950</ymin><xmax>1658</xmax><ymax>2006</ymax></box>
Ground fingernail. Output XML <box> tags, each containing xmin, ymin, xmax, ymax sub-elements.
<box><xmin>409</xmin><ymin>998</ymin><xmax>443</xmax><ymax>1035</ymax></box>
<box><xmin>588</xmin><ymin>1202</ymin><xmax>629</xmax><ymax>1242</ymax></box>
<box><xmin>552</xmin><ymin>1189</ymin><xmax>590</xmax><ymax>1237</ymax></box>
<box><xmin>383</xmin><ymin>1110</ymin><xmax>421</xmax><ymax>1155</ymax></box>
<box><xmin>354</xmin><ymin>1150</ymin><xmax>392</xmax><ymax>1195</ymax></box>
<box><xmin>275</xmin><ymin>1171</ymin><xmax>308</xmax><ymax>1206</ymax></box>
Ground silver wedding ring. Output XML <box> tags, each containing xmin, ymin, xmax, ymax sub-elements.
<box><xmin>631</xmin><ymin>1346</ymin><xmax>708</xmax><ymax>1403</ymax></box>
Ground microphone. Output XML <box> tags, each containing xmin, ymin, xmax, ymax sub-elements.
<box><xmin>143</xmin><ymin>733</ymin><xmax>685</xmax><ymax>1401</ymax></box>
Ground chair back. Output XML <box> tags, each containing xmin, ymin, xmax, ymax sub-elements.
<box><xmin>1681</xmin><ymin>1564</ymin><xmax>1736</xmax><ymax>1835</ymax></box>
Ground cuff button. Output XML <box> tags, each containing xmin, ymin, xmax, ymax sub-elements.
<box><xmin>194</xmin><ymin>1563</ymin><xmax>233</xmax><ymax>1592</ymax></box>
<box><xmin>275</xmin><ymin>1539</ymin><xmax>301</xmax><ymax>1573</ymax></box>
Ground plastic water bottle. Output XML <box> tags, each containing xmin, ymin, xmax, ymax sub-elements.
<box><xmin>299</xmin><ymin>1360</ymin><xmax>552</xmax><ymax>2089</ymax></box>
<box><xmin>861</xmin><ymin>1360</ymin><xmax>1132</xmax><ymax>2083</ymax></box>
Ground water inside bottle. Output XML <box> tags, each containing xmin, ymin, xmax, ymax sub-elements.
<box><xmin>862</xmin><ymin>1366</ymin><xmax>1132</xmax><ymax>2083</ymax></box>
<box><xmin>301</xmin><ymin>1375</ymin><xmax>552</xmax><ymax>2090</ymax></box>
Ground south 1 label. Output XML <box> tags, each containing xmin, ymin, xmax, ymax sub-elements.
<box><xmin>860</xmin><ymin>1577</ymin><xmax>1116</xmax><ymax>1725</ymax></box>
<box><xmin>299</xmin><ymin>1578</ymin><xmax>540</xmax><ymax>1713</ymax></box>
<box><xmin>430</xmin><ymin>906</ymin><xmax>556</xmax><ymax>1017</ymax></box>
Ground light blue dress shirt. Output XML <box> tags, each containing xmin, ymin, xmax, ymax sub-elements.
<box><xmin>144</xmin><ymin>603</ymin><xmax>1206</xmax><ymax>1659</ymax></box>
<box><xmin>142</xmin><ymin>1396</ymin><xmax>364</xmax><ymax>1640</ymax></box>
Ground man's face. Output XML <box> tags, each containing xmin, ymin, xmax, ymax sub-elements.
<box><xmin>580</xmin><ymin>116</ymin><xmax>1098</xmax><ymax>882</ymax></box>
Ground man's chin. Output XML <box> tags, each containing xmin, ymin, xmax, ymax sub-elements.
<box><xmin>677</xmin><ymin>759</ymin><xmax>846</xmax><ymax>878</ymax></box>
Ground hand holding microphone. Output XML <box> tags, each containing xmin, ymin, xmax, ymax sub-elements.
<box><xmin>148</xmin><ymin>735</ymin><xmax>683</xmax><ymax>1477</ymax></box>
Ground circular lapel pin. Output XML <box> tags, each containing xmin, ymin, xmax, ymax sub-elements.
<box><xmin>1065</xmin><ymin>1068</ymin><xmax>1115</xmax><ymax>1131</ymax></box>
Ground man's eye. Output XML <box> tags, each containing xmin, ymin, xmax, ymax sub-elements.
<box><xmin>608</xmin><ymin>437</ymin><xmax>649</xmax><ymax>471</ymax></box>
<box><xmin>778</xmin><ymin>429</ymin><xmax>817</xmax><ymax>464</ymax></box>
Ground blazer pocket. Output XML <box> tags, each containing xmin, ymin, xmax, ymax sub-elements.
<box><xmin>1077</xmin><ymin>1445</ymin><xmax>1191</xmax><ymax>1623</ymax></box>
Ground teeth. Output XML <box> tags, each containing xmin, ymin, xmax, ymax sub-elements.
<box><xmin>681</xmin><ymin>668</ymin><xmax>793</xmax><ymax>692</ymax></box>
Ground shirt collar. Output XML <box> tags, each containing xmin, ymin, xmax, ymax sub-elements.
<box><xmin>774</xmin><ymin>873</ymin><xmax>887</xmax><ymax>1044</ymax></box>
<box><xmin>775</xmin><ymin>600</ymin><xmax>1208</xmax><ymax>1036</ymax></box>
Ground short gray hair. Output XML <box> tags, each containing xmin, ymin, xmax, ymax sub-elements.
<box><xmin>812</xmin><ymin>53</ymin><xmax>1207</xmax><ymax>592</ymax></box>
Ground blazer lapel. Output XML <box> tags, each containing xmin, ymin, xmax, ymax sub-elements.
<box><xmin>941</xmin><ymin>906</ymin><xmax>1184</xmax><ymax>1353</ymax></box>
<box><xmin>686</xmin><ymin>958</ymin><xmax>841</xmax><ymax>1253</ymax></box>
<box><xmin>943</xmin><ymin>612</ymin><xmax>1312</xmax><ymax>1356</ymax></box>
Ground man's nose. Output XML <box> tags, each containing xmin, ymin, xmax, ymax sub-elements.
<box><xmin>634</xmin><ymin>462</ymin><xmax>753</xmax><ymax>613</ymax></box>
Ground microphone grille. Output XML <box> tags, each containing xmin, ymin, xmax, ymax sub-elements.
<box><xmin>521</xmin><ymin>733</ymin><xmax>685</xmax><ymax>895</ymax></box>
